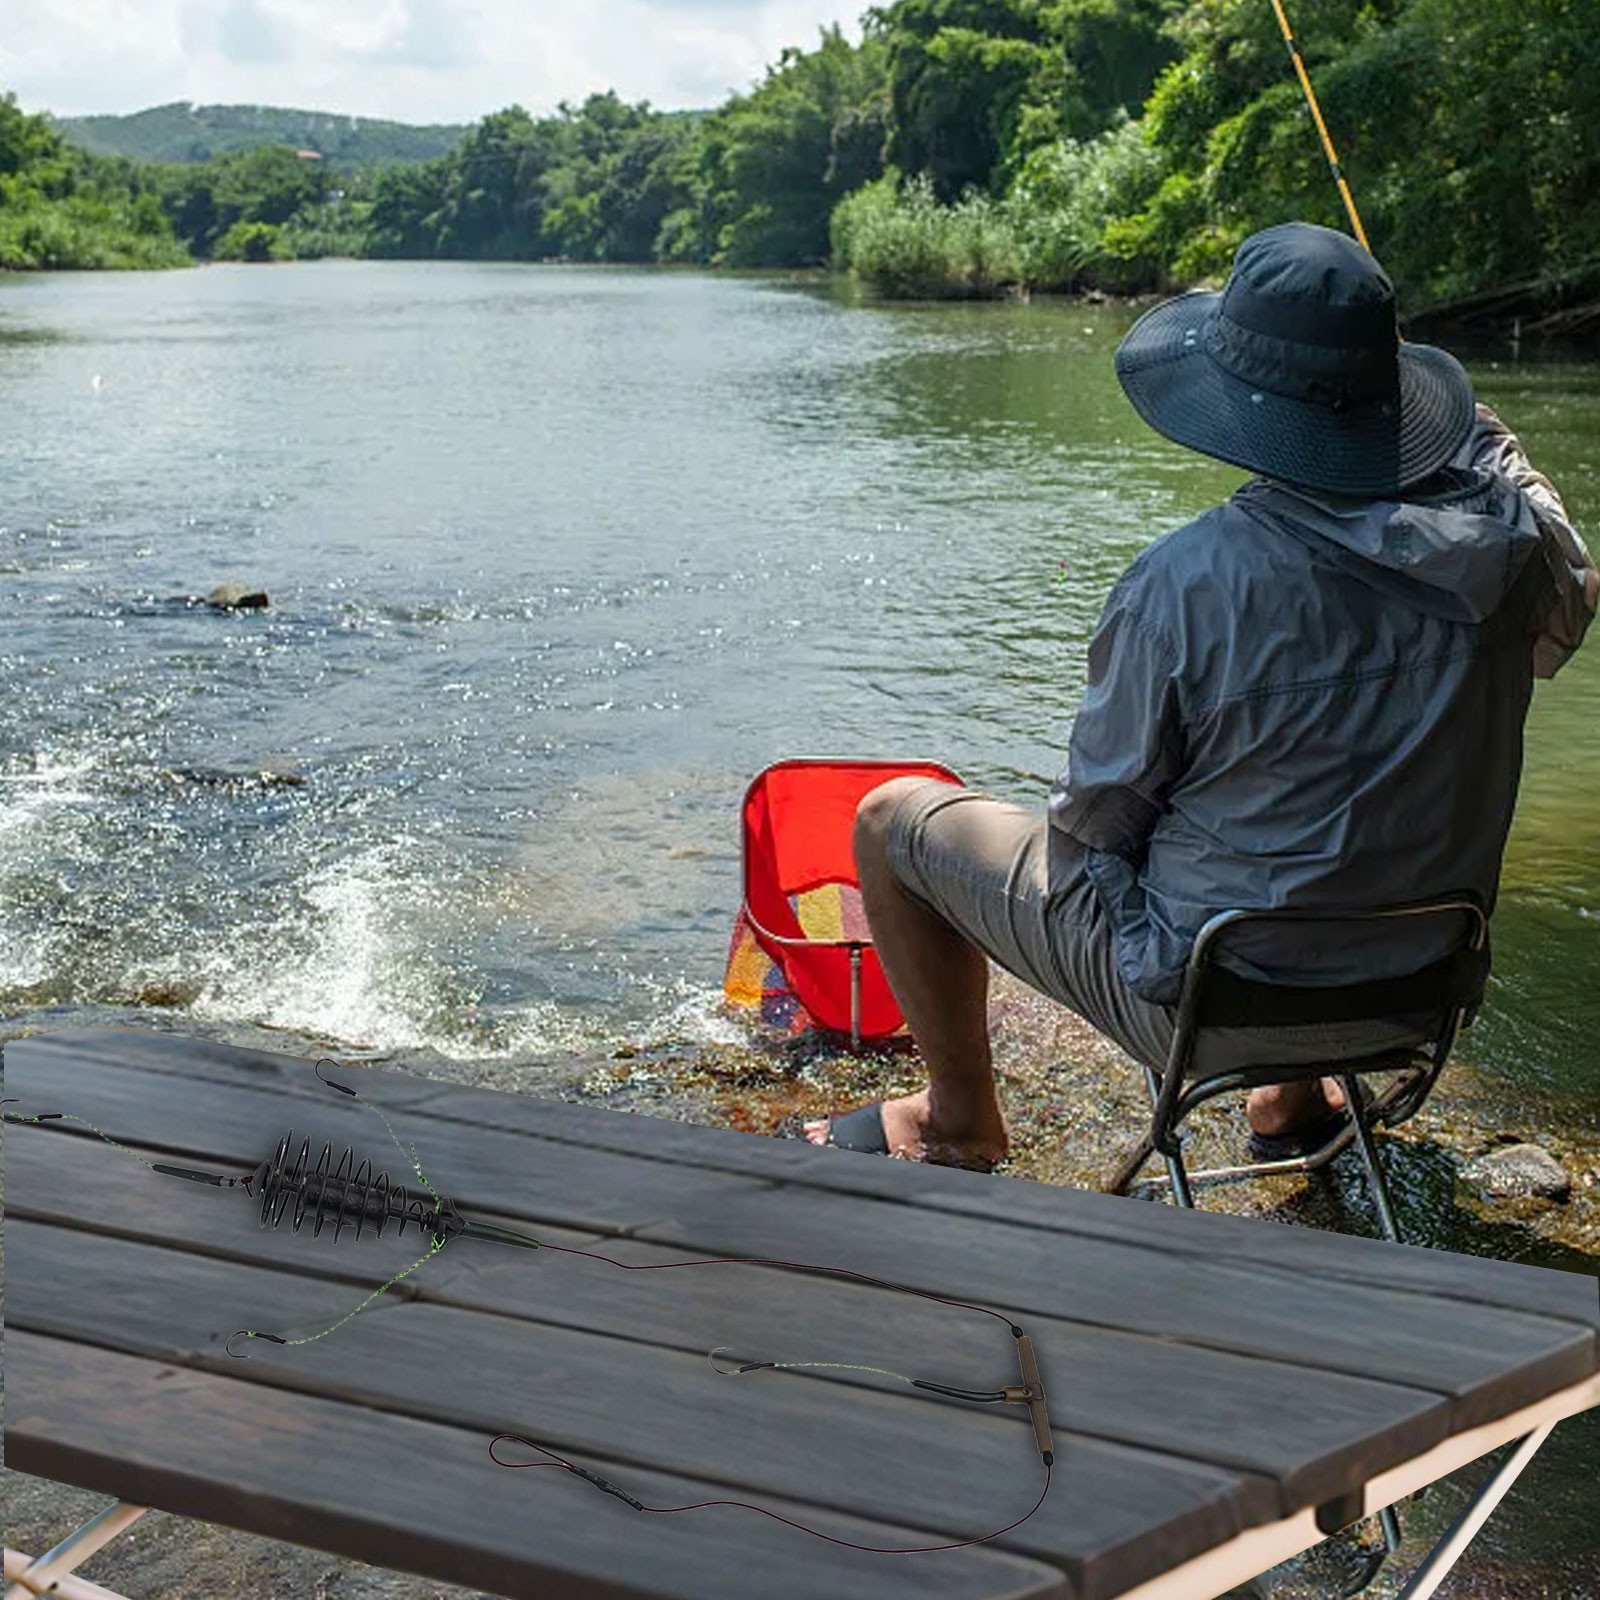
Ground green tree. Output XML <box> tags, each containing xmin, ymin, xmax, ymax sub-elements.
<box><xmin>871</xmin><ymin>0</ymin><xmax>1178</xmax><ymax>198</ymax></box>
<box><xmin>0</xmin><ymin>92</ymin><xmax>187</xmax><ymax>269</ymax></box>
<box><xmin>155</xmin><ymin>143</ymin><xmax>331</xmax><ymax>255</ymax></box>
<box><xmin>875</xmin><ymin>0</ymin><xmax>1057</xmax><ymax>198</ymax></box>
<box><xmin>686</xmin><ymin>25</ymin><xmax>891</xmax><ymax>267</ymax></box>
<box><xmin>213</xmin><ymin>218</ymin><xmax>290</xmax><ymax>260</ymax></box>
<box><xmin>366</xmin><ymin>158</ymin><xmax>452</xmax><ymax>256</ymax></box>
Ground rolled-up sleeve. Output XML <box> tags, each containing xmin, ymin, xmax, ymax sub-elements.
<box><xmin>1048</xmin><ymin>579</ymin><xmax>1184</xmax><ymax>861</ymax></box>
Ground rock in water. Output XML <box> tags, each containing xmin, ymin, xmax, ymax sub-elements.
<box><xmin>161</xmin><ymin>763</ymin><xmax>306</xmax><ymax>790</ymax></box>
<box><xmin>206</xmin><ymin>584</ymin><xmax>270</xmax><ymax>610</ymax></box>
<box><xmin>1461</xmin><ymin>1142</ymin><xmax>1572</xmax><ymax>1202</ymax></box>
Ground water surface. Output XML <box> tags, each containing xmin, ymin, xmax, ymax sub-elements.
<box><xmin>2</xmin><ymin>259</ymin><xmax>1599</xmax><ymax>1597</ymax></box>
<box><xmin>1</xmin><ymin>262</ymin><xmax>1596</xmax><ymax>1118</ymax></box>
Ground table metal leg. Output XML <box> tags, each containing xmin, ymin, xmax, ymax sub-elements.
<box><xmin>1393</xmin><ymin>1423</ymin><xmax>1557</xmax><ymax>1600</ymax></box>
<box><xmin>4</xmin><ymin>1500</ymin><xmax>147</xmax><ymax>1600</ymax></box>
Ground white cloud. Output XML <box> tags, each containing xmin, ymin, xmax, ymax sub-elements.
<box><xmin>1</xmin><ymin>0</ymin><xmax>864</xmax><ymax>123</ymax></box>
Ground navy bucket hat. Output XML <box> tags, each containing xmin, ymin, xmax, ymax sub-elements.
<box><xmin>1114</xmin><ymin>222</ymin><xmax>1477</xmax><ymax>496</ymax></box>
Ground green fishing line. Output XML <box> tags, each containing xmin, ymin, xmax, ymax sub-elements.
<box><xmin>5</xmin><ymin>1069</ymin><xmax>453</xmax><ymax>1356</ymax></box>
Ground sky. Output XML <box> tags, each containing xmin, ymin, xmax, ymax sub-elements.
<box><xmin>2</xmin><ymin>0</ymin><xmax>864</xmax><ymax>124</ymax></box>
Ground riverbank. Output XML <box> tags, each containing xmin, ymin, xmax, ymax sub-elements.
<box><xmin>576</xmin><ymin>971</ymin><xmax>1600</xmax><ymax>1261</ymax></box>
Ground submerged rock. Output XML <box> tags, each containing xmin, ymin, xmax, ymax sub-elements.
<box><xmin>1461</xmin><ymin>1142</ymin><xmax>1573</xmax><ymax>1202</ymax></box>
<box><xmin>118</xmin><ymin>981</ymin><xmax>201</xmax><ymax>1009</ymax></box>
<box><xmin>206</xmin><ymin>584</ymin><xmax>270</xmax><ymax>610</ymax></box>
<box><xmin>160</xmin><ymin>763</ymin><xmax>306</xmax><ymax>790</ymax></box>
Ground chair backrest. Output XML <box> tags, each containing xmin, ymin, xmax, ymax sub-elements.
<box><xmin>1141</xmin><ymin>896</ymin><xmax>1491</xmax><ymax>1156</ymax></box>
<box><xmin>1179</xmin><ymin>898</ymin><xmax>1489</xmax><ymax>1034</ymax></box>
<box><xmin>1162</xmin><ymin>896</ymin><xmax>1490</xmax><ymax>1109</ymax></box>
<box><xmin>739</xmin><ymin>759</ymin><xmax>963</xmax><ymax>1040</ymax></box>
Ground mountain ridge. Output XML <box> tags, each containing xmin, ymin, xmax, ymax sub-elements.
<box><xmin>52</xmin><ymin>100</ymin><xmax>470</xmax><ymax>166</ymax></box>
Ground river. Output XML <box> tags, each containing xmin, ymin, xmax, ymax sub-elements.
<box><xmin>3</xmin><ymin>260</ymin><xmax>1596</xmax><ymax>1104</ymax></box>
<box><xmin>3</xmin><ymin>259</ymin><xmax>1599</xmax><ymax>1596</ymax></box>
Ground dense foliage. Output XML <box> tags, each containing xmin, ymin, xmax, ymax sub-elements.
<box><xmin>361</xmin><ymin>28</ymin><xmax>888</xmax><ymax>268</ymax></box>
<box><xmin>836</xmin><ymin>0</ymin><xmax>1600</xmax><ymax>305</ymax></box>
<box><xmin>155</xmin><ymin>143</ymin><xmax>365</xmax><ymax>260</ymax></box>
<box><xmin>6</xmin><ymin>0</ymin><xmax>1597</xmax><ymax>312</ymax></box>
<box><xmin>54</xmin><ymin>101</ymin><xmax>466</xmax><ymax>168</ymax></box>
<box><xmin>363</xmin><ymin>96</ymin><xmax>701</xmax><ymax>262</ymax></box>
<box><xmin>0</xmin><ymin>94</ymin><xmax>186</xmax><ymax>269</ymax></box>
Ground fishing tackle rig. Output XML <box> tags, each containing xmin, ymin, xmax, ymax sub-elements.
<box><xmin>4</xmin><ymin>1067</ymin><xmax>1054</xmax><ymax>1554</ymax></box>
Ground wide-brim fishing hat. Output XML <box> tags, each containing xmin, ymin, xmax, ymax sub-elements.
<box><xmin>1114</xmin><ymin>222</ymin><xmax>1476</xmax><ymax>496</ymax></box>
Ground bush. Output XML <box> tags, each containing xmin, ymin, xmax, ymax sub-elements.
<box><xmin>282</xmin><ymin>202</ymin><xmax>372</xmax><ymax>259</ymax></box>
<box><xmin>0</xmin><ymin>186</ymin><xmax>189</xmax><ymax>269</ymax></box>
<box><xmin>831</xmin><ymin>118</ymin><xmax>1177</xmax><ymax>298</ymax></box>
<box><xmin>212</xmin><ymin>219</ymin><xmax>291</xmax><ymax>261</ymax></box>
<box><xmin>1006</xmin><ymin>113</ymin><xmax>1168</xmax><ymax>291</ymax></box>
<box><xmin>830</xmin><ymin>173</ymin><xmax>1023</xmax><ymax>298</ymax></box>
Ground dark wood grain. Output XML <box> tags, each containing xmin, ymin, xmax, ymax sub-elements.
<box><xmin>8</xmin><ymin>1182</ymin><xmax>1447</xmax><ymax>1512</ymax></box>
<box><xmin>629</xmin><ymin>1187</ymin><xmax>1598</xmax><ymax>1427</ymax></box>
<box><xmin>4</xmin><ymin>1041</ymin><xmax>781</xmax><ymax>1236</ymax></box>
<box><xmin>8</xmin><ymin>1217</ymin><xmax>1276</xmax><ymax>1588</ymax></box>
<box><xmin>6</xmin><ymin>1026</ymin><xmax>1599</xmax><ymax>1600</ymax></box>
<box><xmin>6</xmin><ymin>1332</ymin><xmax>1070</xmax><ymax>1600</ymax></box>
<box><xmin>41</xmin><ymin>1028</ymin><xmax>1595</xmax><ymax>1329</ymax></box>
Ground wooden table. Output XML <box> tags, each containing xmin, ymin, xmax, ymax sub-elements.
<box><xmin>4</xmin><ymin>1027</ymin><xmax>1599</xmax><ymax>1600</ymax></box>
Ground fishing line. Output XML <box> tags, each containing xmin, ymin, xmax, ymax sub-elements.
<box><xmin>1</xmin><ymin>1101</ymin><xmax>172</xmax><ymax>1173</ymax></box>
<box><xmin>489</xmin><ymin>1432</ymin><xmax>1054</xmax><ymax>1554</ymax></box>
<box><xmin>5</xmin><ymin>1063</ymin><xmax>1055</xmax><ymax>1552</ymax></box>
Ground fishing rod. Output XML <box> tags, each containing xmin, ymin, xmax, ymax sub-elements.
<box><xmin>3</xmin><ymin>1068</ymin><xmax>1054</xmax><ymax>1554</ymax></box>
<box><xmin>1268</xmin><ymin>0</ymin><xmax>1371</xmax><ymax>251</ymax></box>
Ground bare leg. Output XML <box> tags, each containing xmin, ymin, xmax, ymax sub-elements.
<box><xmin>804</xmin><ymin>778</ymin><xmax>1008</xmax><ymax>1166</ymax></box>
<box><xmin>1247</xmin><ymin>1077</ymin><xmax>1348</xmax><ymax>1137</ymax></box>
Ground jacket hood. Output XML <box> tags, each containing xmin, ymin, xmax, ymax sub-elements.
<box><xmin>1235</xmin><ymin>466</ymin><xmax>1541</xmax><ymax>623</ymax></box>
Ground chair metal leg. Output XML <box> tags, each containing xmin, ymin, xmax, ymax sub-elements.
<box><xmin>1163</xmin><ymin>1141</ymin><xmax>1196</xmax><ymax>1209</ymax></box>
<box><xmin>1379</xmin><ymin>1504</ymin><xmax>1402</xmax><ymax>1553</ymax></box>
<box><xmin>1136</xmin><ymin>1118</ymin><xmax>1360</xmax><ymax>1191</ymax></box>
<box><xmin>848</xmin><ymin>943</ymin><xmax>862</xmax><ymax>1053</ymax></box>
<box><xmin>1339</xmin><ymin>1074</ymin><xmax>1402</xmax><ymax>1243</ymax></box>
<box><xmin>1393</xmin><ymin>1423</ymin><xmax>1555</xmax><ymax>1600</ymax></box>
<box><xmin>1142</xmin><ymin>1066</ymin><xmax>1196</xmax><ymax>1208</ymax></box>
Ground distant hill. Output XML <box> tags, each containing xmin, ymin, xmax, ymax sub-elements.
<box><xmin>53</xmin><ymin>101</ymin><xmax>469</xmax><ymax>167</ymax></box>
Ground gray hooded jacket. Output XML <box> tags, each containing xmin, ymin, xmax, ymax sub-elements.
<box><xmin>1049</xmin><ymin>409</ymin><xmax>1595</xmax><ymax>1005</ymax></box>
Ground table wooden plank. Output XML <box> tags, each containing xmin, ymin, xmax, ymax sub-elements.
<box><xmin>3</xmin><ymin>1119</ymin><xmax>621</xmax><ymax>1303</ymax></box>
<box><xmin>5</xmin><ymin>1332</ymin><xmax>1070</xmax><ymax>1600</ymax></box>
<box><xmin>18</xmin><ymin>1029</ymin><xmax>1598</xmax><ymax>1330</ymax></box>
<box><xmin>7</xmin><ymin>1226</ymin><xmax>1273</xmax><ymax>1596</ymax></box>
<box><xmin>7</xmin><ymin>1179</ymin><xmax>1448</xmax><ymax>1515</ymax></box>
<box><xmin>8</xmin><ymin>1027</ymin><xmax>1600</xmax><ymax>1600</ymax></box>
<box><xmin>40</xmin><ymin>1030</ymin><xmax>1600</xmax><ymax>1331</ymax></box>
<box><xmin>629</xmin><ymin>1187</ymin><xmax>1599</xmax><ymax>1430</ymax></box>
<box><xmin>4</xmin><ymin>1042</ymin><xmax>780</xmax><ymax>1237</ymax></box>
<box><xmin>8</xmin><ymin>1038</ymin><xmax>1594</xmax><ymax>1458</ymax></box>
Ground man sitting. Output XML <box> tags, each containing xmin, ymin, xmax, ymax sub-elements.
<box><xmin>805</xmin><ymin>221</ymin><xmax>1597</xmax><ymax>1169</ymax></box>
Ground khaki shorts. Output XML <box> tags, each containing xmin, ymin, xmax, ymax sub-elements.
<box><xmin>882</xmin><ymin>778</ymin><xmax>1432</xmax><ymax>1075</ymax></box>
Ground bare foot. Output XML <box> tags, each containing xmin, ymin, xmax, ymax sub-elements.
<box><xmin>1246</xmin><ymin>1076</ymin><xmax>1349</xmax><ymax>1138</ymax></box>
<box><xmin>804</xmin><ymin>1087</ymin><xmax>1009</xmax><ymax>1169</ymax></box>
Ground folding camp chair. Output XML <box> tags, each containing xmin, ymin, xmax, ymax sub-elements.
<box><xmin>1105</xmin><ymin>895</ymin><xmax>1490</xmax><ymax>1593</ymax></box>
<box><xmin>736</xmin><ymin>759</ymin><xmax>963</xmax><ymax>1049</ymax></box>
<box><xmin>1107</xmin><ymin>895</ymin><xmax>1491</xmax><ymax>1246</ymax></box>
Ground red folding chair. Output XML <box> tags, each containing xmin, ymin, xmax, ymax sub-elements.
<box><xmin>728</xmin><ymin>759</ymin><xmax>964</xmax><ymax>1049</ymax></box>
